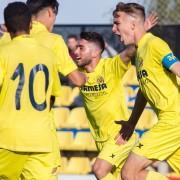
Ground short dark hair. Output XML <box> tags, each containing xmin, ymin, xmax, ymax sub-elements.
<box><xmin>4</xmin><ymin>2</ymin><xmax>31</xmax><ymax>34</ymax></box>
<box><xmin>26</xmin><ymin>0</ymin><xmax>59</xmax><ymax>15</ymax></box>
<box><xmin>80</xmin><ymin>32</ymin><xmax>105</xmax><ymax>53</ymax></box>
<box><xmin>113</xmin><ymin>2</ymin><xmax>145</xmax><ymax>20</ymax></box>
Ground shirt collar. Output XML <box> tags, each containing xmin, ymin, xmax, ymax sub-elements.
<box><xmin>80</xmin><ymin>59</ymin><xmax>104</xmax><ymax>74</ymax></box>
<box><xmin>137</xmin><ymin>32</ymin><xmax>153</xmax><ymax>48</ymax></box>
<box><xmin>12</xmin><ymin>34</ymin><xmax>30</xmax><ymax>41</ymax></box>
<box><xmin>31</xmin><ymin>21</ymin><xmax>48</xmax><ymax>34</ymax></box>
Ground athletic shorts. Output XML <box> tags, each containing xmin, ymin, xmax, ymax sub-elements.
<box><xmin>96</xmin><ymin>133</ymin><xmax>138</xmax><ymax>177</ymax></box>
<box><xmin>0</xmin><ymin>130</ymin><xmax>61</xmax><ymax>180</ymax></box>
<box><xmin>133</xmin><ymin>119</ymin><xmax>180</xmax><ymax>175</ymax></box>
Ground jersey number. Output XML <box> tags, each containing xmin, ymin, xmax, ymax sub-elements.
<box><xmin>11</xmin><ymin>63</ymin><xmax>49</xmax><ymax>111</ymax></box>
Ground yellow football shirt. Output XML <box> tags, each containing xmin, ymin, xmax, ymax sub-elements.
<box><xmin>0</xmin><ymin>35</ymin><xmax>61</xmax><ymax>152</ymax></box>
<box><xmin>80</xmin><ymin>55</ymin><xmax>130</xmax><ymax>141</ymax></box>
<box><xmin>0</xmin><ymin>32</ymin><xmax>11</xmax><ymax>46</ymax></box>
<box><xmin>0</xmin><ymin>22</ymin><xmax>77</xmax><ymax>76</ymax></box>
<box><xmin>31</xmin><ymin>21</ymin><xmax>77</xmax><ymax>76</ymax></box>
<box><xmin>136</xmin><ymin>33</ymin><xmax>179</xmax><ymax>121</ymax></box>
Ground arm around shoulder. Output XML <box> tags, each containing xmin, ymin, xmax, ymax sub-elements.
<box><xmin>67</xmin><ymin>70</ymin><xmax>87</xmax><ymax>87</ymax></box>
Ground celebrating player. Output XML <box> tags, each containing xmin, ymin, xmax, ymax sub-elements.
<box><xmin>113</xmin><ymin>2</ymin><xmax>180</xmax><ymax>180</ymax></box>
<box><xmin>74</xmin><ymin>18</ymin><xmax>157</xmax><ymax>179</ymax></box>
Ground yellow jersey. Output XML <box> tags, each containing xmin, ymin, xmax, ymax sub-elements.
<box><xmin>0</xmin><ymin>32</ymin><xmax>11</xmax><ymax>46</ymax></box>
<box><xmin>80</xmin><ymin>55</ymin><xmax>130</xmax><ymax>141</ymax></box>
<box><xmin>0</xmin><ymin>35</ymin><xmax>61</xmax><ymax>152</ymax></box>
<box><xmin>31</xmin><ymin>21</ymin><xmax>77</xmax><ymax>76</ymax></box>
<box><xmin>0</xmin><ymin>21</ymin><xmax>77</xmax><ymax>76</ymax></box>
<box><xmin>136</xmin><ymin>33</ymin><xmax>179</xmax><ymax>121</ymax></box>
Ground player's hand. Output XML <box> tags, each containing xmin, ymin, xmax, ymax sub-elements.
<box><xmin>144</xmin><ymin>12</ymin><xmax>158</xmax><ymax>31</ymax></box>
<box><xmin>115</xmin><ymin>120</ymin><xmax>135</xmax><ymax>145</ymax></box>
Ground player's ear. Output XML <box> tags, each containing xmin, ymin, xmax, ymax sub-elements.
<box><xmin>92</xmin><ymin>49</ymin><xmax>100</xmax><ymax>58</ymax></box>
<box><xmin>131</xmin><ymin>20</ymin><xmax>136</xmax><ymax>31</ymax></box>
<box><xmin>47</xmin><ymin>7</ymin><xmax>54</xmax><ymax>18</ymax></box>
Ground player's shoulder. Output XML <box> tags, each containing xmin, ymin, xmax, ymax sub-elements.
<box><xmin>49</xmin><ymin>32</ymin><xmax>65</xmax><ymax>43</ymax></box>
<box><xmin>0</xmin><ymin>40</ymin><xmax>14</xmax><ymax>55</ymax></box>
<box><xmin>148</xmin><ymin>33</ymin><xmax>168</xmax><ymax>49</ymax></box>
<box><xmin>37</xmin><ymin>42</ymin><xmax>56</xmax><ymax>58</ymax></box>
<box><xmin>102</xmin><ymin>54</ymin><xmax>119</xmax><ymax>61</ymax></box>
<box><xmin>101</xmin><ymin>55</ymin><xmax>121</xmax><ymax>65</ymax></box>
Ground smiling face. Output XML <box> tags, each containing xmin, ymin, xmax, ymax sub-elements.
<box><xmin>74</xmin><ymin>39</ymin><xmax>94</xmax><ymax>67</ymax></box>
<box><xmin>112</xmin><ymin>11</ymin><xmax>136</xmax><ymax>45</ymax></box>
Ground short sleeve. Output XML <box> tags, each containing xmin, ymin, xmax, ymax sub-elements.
<box><xmin>51</xmin><ymin>61</ymin><xmax>62</xmax><ymax>97</ymax></box>
<box><xmin>162</xmin><ymin>53</ymin><xmax>179</xmax><ymax>70</ymax></box>
<box><xmin>109</xmin><ymin>55</ymin><xmax>131</xmax><ymax>79</ymax></box>
<box><xmin>53</xmin><ymin>36</ymin><xmax>77</xmax><ymax>76</ymax></box>
<box><xmin>150</xmin><ymin>38</ymin><xmax>178</xmax><ymax>70</ymax></box>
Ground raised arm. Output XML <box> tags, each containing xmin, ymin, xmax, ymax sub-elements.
<box><xmin>144</xmin><ymin>12</ymin><xmax>158</xmax><ymax>31</ymax></box>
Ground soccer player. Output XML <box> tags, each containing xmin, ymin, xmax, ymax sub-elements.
<box><xmin>0</xmin><ymin>2</ymin><xmax>62</xmax><ymax>179</ymax></box>
<box><xmin>73</xmin><ymin>29</ymin><xmax>156</xmax><ymax>179</ymax></box>
<box><xmin>112</xmin><ymin>2</ymin><xmax>180</xmax><ymax>180</ymax></box>
<box><xmin>74</xmin><ymin>31</ymin><xmax>137</xmax><ymax>180</ymax></box>
<box><xmin>0</xmin><ymin>0</ymin><xmax>86</xmax><ymax>86</ymax></box>
<box><xmin>67</xmin><ymin>34</ymin><xmax>79</xmax><ymax>60</ymax></box>
<box><xmin>27</xmin><ymin>0</ymin><xmax>87</xmax><ymax>86</ymax></box>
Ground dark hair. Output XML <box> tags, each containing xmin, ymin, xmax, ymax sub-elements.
<box><xmin>113</xmin><ymin>2</ymin><xmax>145</xmax><ymax>20</ymax></box>
<box><xmin>4</xmin><ymin>2</ymin><xmax>31</xmax><ymax>34</ymax></box>
<box><xmin>26</xmin><ymin>0</ymin><xmax>59</xmax><ymax>15</ymax></box>
<box><xmin>80</xmin><ymin>32</ymin><xmax>105</xmax><ymax>53</ymax></box>
<box><xmin>67</xmin><ymin>34</ymin><xmax>78</xmax><ymax>40</ymax></box>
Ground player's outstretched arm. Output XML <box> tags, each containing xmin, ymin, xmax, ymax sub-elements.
<box><xmin>67</xmin><ymin>70</ymin><xmax>87</xmax><ymax>87</ymax></box>
<box><xmin>144</xmin><ymin>12</ymin><xmax>158</xmax><ymax>31</ymax></box>
<box><xmin>115</xmin><ymin>89</ymin><xmax>147</xmax><ymax>144</ymax></box>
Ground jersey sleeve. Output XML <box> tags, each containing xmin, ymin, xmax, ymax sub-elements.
<box><xmin>150</xmin><ymin>38</ymin><xmax>179</xmax><ymax>70</ymax></box>
<box><xmin>51</xmin><ymin>59</ymin><xmax>62</xmax><ymax>97</ymax></box>
<box><xmin>109</xmin><ymin>55</ymin><xmax>131</xmax><ymax>79</ymax></box>
<box><xmin>53</xmin><ymin>36</ymin><xmax>77</xmax><ymax>76</ymax></box>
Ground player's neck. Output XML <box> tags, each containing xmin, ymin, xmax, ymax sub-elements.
<box><xmin>10</xmin><ymin>31</ymin><xmax>29</xmax><ymax>39</ymax></box>
<box><xmin>84</xmin><ymin>58</ymin><xmax>100</xmax><ymax>73</ymax></box>
<box><xmin>32</xmin><ymin>16</ymin><xmax>50</xmax><ymax>32</ymax></box>
<box><xmin>135</xmin><ymin>27</ymin><xmax>146</xmax><ymax>45</ymax></box>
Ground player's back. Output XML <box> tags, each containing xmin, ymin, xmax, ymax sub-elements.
<box><xmin>30</xmin><ymin>21</ymin><xmax>59</xmax><ymax>48</ymax></box>
<box><xmin>30</xmin><ymin>21</ymin><xmax>77</xmax><ymax>76</ymax></box>
<box><xmin>0</xmin><ymin>35</ymin><xmax>61</xmax><ymax>152</ymax></box>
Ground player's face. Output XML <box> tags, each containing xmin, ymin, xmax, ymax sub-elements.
<box><xmin>74</xmin><ymin>39</ymin><xmax>93</xmax><ymax>67</ymax></box>
<box><xmin>113</xmin><ymin>12</ymin><xmax>135</xmax><ymax>45</ymax></box>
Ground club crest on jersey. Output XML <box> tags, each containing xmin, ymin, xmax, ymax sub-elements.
<box><xmin>97</xmin><ymin>76</ymin><xmax>104</xmax><ymax>84</ymax></box>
